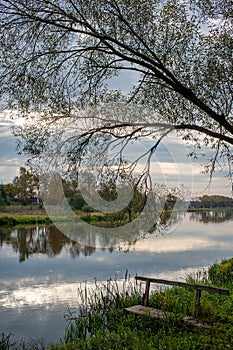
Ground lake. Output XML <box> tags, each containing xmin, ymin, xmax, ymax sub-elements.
<box><xmin>0</xmin><ymin>210</ymin><xmax>233</xmax><ymax>344</ymax></box>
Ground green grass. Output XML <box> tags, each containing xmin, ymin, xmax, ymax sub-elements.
<box><xmin>0</xmin><ymin>205</ymin><xmax>51</xmax><ymax>226</ymax></box>
<box><xmin>1</xmin><ymin>261</ymin><xmax>233</xmax><ymax>350</ymax></box>
<box><xmin>1</xmin><ymin>204</ymin><xmax>232</xmax><ymax>227</ymax></box>
<box><xmin>0</xmin><ymin>211</ymin><xmax>134</xmax><ymax>227</ymax></box>
<box><xmin>0</xmin><ymin>214</ymin><xmax>51</xmax><ymax>226</ymax></box>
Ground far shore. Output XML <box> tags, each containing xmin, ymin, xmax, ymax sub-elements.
<box><xmin>0</xmin><ymin>205</ymin><xmax>50</xmax><ymax>226</ymax></box>
<box><xmin>0</xmin><ymin>204</ymin><xmax>233</xmax><ymax>227</ymax></box>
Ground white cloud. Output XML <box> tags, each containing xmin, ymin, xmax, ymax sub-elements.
<box><xmin>0</xmin><ymin>282</ymin><xmax>81</xmax><ymax>308</ymax></box>
<box><xmin>132</xmin><ymin>235</ymin><xmax>228</xmax><ymax>254</ymax></box>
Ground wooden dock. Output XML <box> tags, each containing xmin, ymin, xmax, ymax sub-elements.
<box><xmin>124</xmin><ymin>276</ymin><xmax>230</xmax><ymax>328</ymax></box>
<box><xmin>124</xmin><ymin>305</ymin><xmax>212</xmax><ymax>328</ymax></box>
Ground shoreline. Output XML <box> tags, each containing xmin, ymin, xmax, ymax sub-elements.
<box><xmin>0</xmin><ymin>205</ymin><xmax>233</xmax><ymax>227</ymax></box>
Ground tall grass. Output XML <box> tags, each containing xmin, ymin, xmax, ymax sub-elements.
<box><xmin>63</xmin><ymin>271</ymin><xmax>143</xmax><ymax>342</ymax></box>
<box><xmin>0</xmin><ymin>334</ymin><xmax>46</xmax><ymax>350</ymax></box>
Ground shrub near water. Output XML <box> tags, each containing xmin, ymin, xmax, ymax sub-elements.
<box><xmin>208</xmin><ymin>258</ymin><xmax>233</xmax><ymax>287</ymax></box>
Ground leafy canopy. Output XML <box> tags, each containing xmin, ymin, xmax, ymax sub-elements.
<box><xmin>0</xmin><ymin>0</ymin><xmax>232</xmax><ymax>181</ymax></box>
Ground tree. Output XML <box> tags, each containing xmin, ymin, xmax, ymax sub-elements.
<box><xmin>0</xmin><ymin>0</ymin><xmax>232</xmax><ymax>185</ymax></box>
<box><xmin>0</xmin><ymin>184</ymin><xmax>6</xmax><ymax>206</ymax></box>
<box><xmin>199</xmin><ymin>194</ymin><xmax>233</xmax><ymax>208</ymax></box>
<box><xmin>12</xmin><ymin>167</ymin><xmax>39</xmax><ymax>204</ymax></box>
<box><xmin>3</xmin><ymin>183</ymin><xmax>17</xmax><ymax>201</ymax></box>
<box><xmin>98</xmin><ymin>179</ymin><xmax>146</xmax><ymax>222</ymax></box>
<box><xmin>69</xmin><ymin>193</ymin><xmax>86</xmax><ymax>210</ymax></box>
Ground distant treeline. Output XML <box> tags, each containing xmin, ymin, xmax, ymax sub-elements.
<box><xmin>0</xmin><ymin>167</ymin><xmax>147</xmax><ymax>219</ymax></box>
<box><xmin>1</xmin><ymin>167</ymin><xmax>232</xmax><ymax>212</ymax></box>
<box><xmin>189</xmin><ymin>195</ymin><xmax>233</xmax><ymax>209</ymax></box>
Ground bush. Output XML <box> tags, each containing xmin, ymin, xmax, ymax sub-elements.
<box><xmin>81</xmin><ymin>204</ymin><xmax>94</xmax><ymax>213</ymax></box>
<box><xmin>0</xmin><ymin>195</ymin><xmax>5</xmax><ymax>207</ymax></box>
<box><xmin>69</xmin><ymin>194</ymin><xmax>85</xmax><ymax>210</ymax></box>
<box><xmin>208</xmin><ymin>258</ymin><xmax>233</xmax><ymax>287</ymax></box>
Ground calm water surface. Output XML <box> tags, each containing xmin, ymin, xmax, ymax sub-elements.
<box><xmin>0</xmin><ymin>211</ymin><xmax>233</xmax><ymax>344</ymax></box>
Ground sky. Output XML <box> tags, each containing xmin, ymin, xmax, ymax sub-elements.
<box><xmin>0</xmin><ymin>71</ymin><xmax>232</xmax><ymax>198</ymax></box>
<box><xmin>0</xmin><ymin>115</ymin><xmax>26</xmax><ymax>184</ymax></box>
<box><xmin>0</xmin><ymin>112</ymin><xmax>232</xmax><ymax>198</ymax></box>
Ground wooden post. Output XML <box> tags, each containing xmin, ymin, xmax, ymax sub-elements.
<box><xmin>194</xmin><ymin>289</ymin><xmax>202</xmax><ymax>319</ymax></box>
<box><xmin>142</xmin><ymin>279</ymin><xmax>150</xmax><ymax>306</ymax></box>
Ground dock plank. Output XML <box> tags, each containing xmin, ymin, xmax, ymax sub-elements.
<box><xmin>124</xmin><ymin>305</ymin><xmax>212</xmax><ymax>328</ymax></box>
<box><xmin>124</xmin><ymin>305</ymin><xmax>170</xmax><ymax>319</ymax></box>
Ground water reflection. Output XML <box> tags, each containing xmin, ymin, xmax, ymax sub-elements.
<box><xmin>0</xmin><ymin>210</ymin><xmax>233</xmax><ymax>344</ymax></box>
<box><xmin>188</xmin><ymin>210</ymin><xmax>233</xmax><ymax>223</ymax></box>
<box><xmin>0</xmin><ymin>226</ymin><xmax>97</xmax><ymax>262</ymax></box>
<box><xmin>0</xmin><ymin>210</ymin><xmax>233</xmax><ymax>262</ymax></box>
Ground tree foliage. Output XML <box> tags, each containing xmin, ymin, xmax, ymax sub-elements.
<box><xmin>12</xmin><ymin>167</ymin><xmax>39</xmax><ymax>204</ymax></box>
<box><xmin>0</xmin><ymin>0</ymin><xmax>232</xmax><ymax>183</ymax></box>
<box><xmin>199</xmin><ymin>194</ymin><xmax>233</xmax><ymax>208</ymax></box>
<box><xmin>0</xmin><ymin>183</ymin><xmax>7</xmax><ymax>206</ymax></box>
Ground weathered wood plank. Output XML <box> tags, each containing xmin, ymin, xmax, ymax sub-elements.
<box><xmin>183</xmin><ymin>316</ymin><xmax>212</xmax><ymax>328</ymax></box>
<box><xmin>135</xmin><ymin>276</ymin><xmax>230</xmax><ymax>295</ymax></box>
<box><xmin>124</xmin><ymin>305</ymin><xmax>212</xmax><ymax>328</ymax></box>
<box><xmin>124</xmin><ymin>305</ymin><xmax>169</xmax><ymax>319</ymax></box>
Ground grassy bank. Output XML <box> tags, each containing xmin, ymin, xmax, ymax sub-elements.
<box><xmin>51</xmin><ymin>261</ymin><xmax>233</xmax><ymax>350</ymax></box>
<box><xmin>0</xmin><ymin>205</ymin><xmax>49</xmax><ymax>226</ymax></box>
<box><xmin>0</xmin><ymin>204</ymin><xmax>127</xmax><ymax>227</ymax></box>
<box><xmin>1</xmin><ymin>204</ymin><xmax>233</xmax><ymax>227</ymax></box>
<box><xmin>0</xmin><ymin>214</ymin><xmax>51</xmax><ymax>226</ymax></box>
<box><xmin>0</xmin><ymin>211</ymin><xmax>123</xmax><ymax>227</ymax></box>
<box><xmin>1</xmin><ymin>259</ymin><xmax>233</xmax><ymax>350</ymax></box>
<box><xmin>0</xmin><ymin>205</ymin><xmax>104</xmax><ymax>226</ymax></box>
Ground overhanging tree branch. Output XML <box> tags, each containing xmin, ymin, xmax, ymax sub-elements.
<box><xmin>0</xmin><ymin>0</ymin><xmax>232</xmax><ymax>181</ymax></box>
